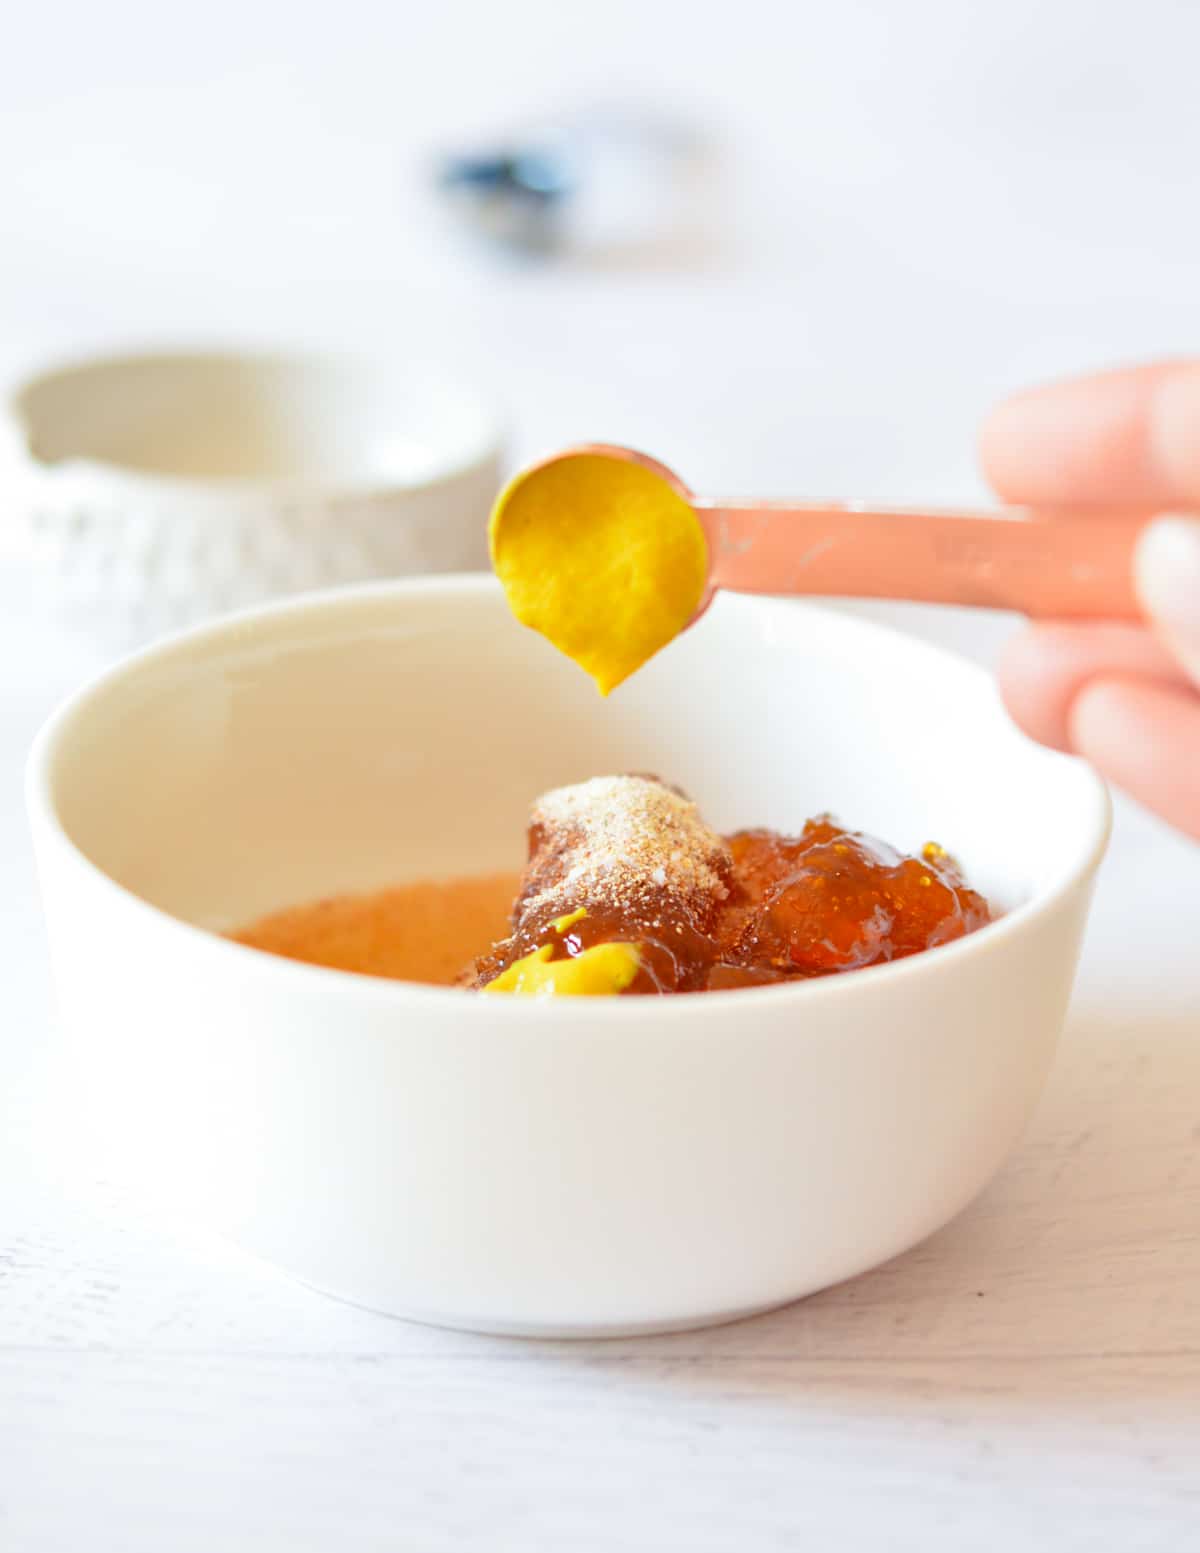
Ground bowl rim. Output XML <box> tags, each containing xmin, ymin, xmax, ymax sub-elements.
<box><xmin>25</xmin><ymin>574</ymin><xmax>1112</xmax><ymax>1024</ymax></box>
<box><xmin>6</xmin><ymin>346</ymin><xmax>507</xmax><ymax>502</ymax></box>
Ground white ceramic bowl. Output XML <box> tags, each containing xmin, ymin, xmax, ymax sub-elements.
<box><xmin>2</xmin><ymin>351</ymin><xmax>503</xmax><ymax>652</ymax></box>
<box><xmin>27</xmin><ymin>578</ymin><xmax>1109</xmax><ymax>1336</ymax></box>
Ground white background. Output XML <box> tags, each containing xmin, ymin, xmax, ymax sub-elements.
<box><xmin>2</xmin><ymin>2</ymin><xmax>1199</xmax><ymax>1548</ymax></box>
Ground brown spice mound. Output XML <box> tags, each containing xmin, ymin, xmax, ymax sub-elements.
<box><xmin>470</xmin><ymin>775</ymin><xmax>735</xmax><ymax>992</ymax></box>
<box><xmin>519</xmin><ymin>775</ymin><xmax>731</xmax><ymax>927</ymax></box>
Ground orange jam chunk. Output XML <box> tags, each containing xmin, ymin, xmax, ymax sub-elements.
<box><xmin>721</xmin><ymin>820</ymin><xmax>991</xmax><ymax>980</ymax></box>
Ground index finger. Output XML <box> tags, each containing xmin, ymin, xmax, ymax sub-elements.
<box><xmin>979</xmin><ymin>360</ymin><xmax>1200</xmax><ymax>509</ymax></box>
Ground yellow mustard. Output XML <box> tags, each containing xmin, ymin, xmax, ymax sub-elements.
<box><xmin>482</xmin><ymin>941</ymin><xmax>641</xmax><ymax>997</ymax></box>
<box><xmin>489</xmin><ymin>453</ymin><xmax>709</xmax><ymax>695</ymax></box>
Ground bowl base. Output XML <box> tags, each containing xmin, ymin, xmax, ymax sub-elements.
<box><xmin>293</xmin><ymin>1272</ymin><xmax>803</xmax><ymax>1339</ymax></box>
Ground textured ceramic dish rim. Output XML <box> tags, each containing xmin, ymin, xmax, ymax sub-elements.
<box><xmin>26</xmin><ymin>574</ymin><xmax>1113</xmax><ymax>1024</ymax></box>
<box><xmin>7</xmin><ymin>347</ymin><xmax>507</xmax><ymax>504</ymax></box>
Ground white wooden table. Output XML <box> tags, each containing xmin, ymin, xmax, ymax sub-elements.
<box><xmin>3</xmin><ymin>687</ymin><xmax>1198</xmax><ymax>1547</ymax></box>
<box><xmin>3</xmin><ymin>1</ymin><xmax>1200</xmax><ymax>1544</ymax></box>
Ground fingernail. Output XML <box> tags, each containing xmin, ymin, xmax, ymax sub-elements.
<box><xmin>1134</xmin><ymin>514</ymin><xmax>1200</xmax><ymax>683</ymax></box>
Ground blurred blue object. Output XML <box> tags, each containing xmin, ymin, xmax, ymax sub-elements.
<box><xmin>436</xmin><ymin>108</ymin><xmax>711</xmax><ymax>262</ymax></box>
<box><xmin>438</xmin><ymin>130</ymin><xmax>579</xmax><ymax>254</ymax></box>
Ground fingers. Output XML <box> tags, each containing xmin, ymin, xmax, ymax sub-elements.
<box><xmin>979</xmin><ymin>360</ymin><xmax>1200</xmax><ymax>508</ymax></box>
<box><xmin>999</xmin><ymin>622</ymin><xmax>1200</xmax><ymax>840</ymax></box>
<box><xmin>1069</xmin><ymin>676</ymin><xmax>1200</xmax><ymax>842</ymax></box>
<box><xmin>983</xmin><ymin>364</ymin><xmax>1200</xmax><ymax>840</ymax></box>
<box><xmin>997</xmin><ymin>622</ymin><xmax>1189</xmax><ymax>751</ymax></box>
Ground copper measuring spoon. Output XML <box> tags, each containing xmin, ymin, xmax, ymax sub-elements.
<box><xmin>526</xmin><ymin>443</ymin><xmax>1148</xmax><ymax>622</ymax></box>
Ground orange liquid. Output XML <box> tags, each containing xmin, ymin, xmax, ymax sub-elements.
<box><xmin>231</xmin><ymin>873</ymin><xmax>520</xmax><ymax>986</ymax></box>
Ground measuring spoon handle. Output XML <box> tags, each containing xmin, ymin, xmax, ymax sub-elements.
<box><xmin>698</xmin><ymin>500</ymin><xmax>1148</xmax><ymax>618</ymax></box>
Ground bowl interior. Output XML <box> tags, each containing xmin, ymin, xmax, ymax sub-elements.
<box><xmin>37</xmin><ymin>580</ymin><xmax>1106</xmax><ymax>941</ymax></box>
<box><xmin>15</xmin><ymin>352</ymin><xmax>499</xmax><ymax>486</ymax></box>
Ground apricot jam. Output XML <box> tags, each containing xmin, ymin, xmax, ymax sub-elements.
<box><xmin>716</xmin><ymin>821</ymin><xmax>991</xmax><ymax>981</ymax></box>
<box><xmin>472</xmin><ymin>782</ymin><xmax>991</xmax><ymax>996</ymax></box>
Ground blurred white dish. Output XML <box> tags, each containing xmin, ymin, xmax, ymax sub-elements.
<box><xmin>27</xmin><ymin>578</ymin><xmax>1109</xmax><ymax>1337</ymax></box>
<box><xmin>2</xmin><ymin>351</ymin><xmax>503</xmax><ymax>653</ymax></box>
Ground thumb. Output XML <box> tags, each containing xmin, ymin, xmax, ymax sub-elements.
<box><xmin>1135</xmin><ymin>515</ymin><xmax>1200</xmax><ymax>686</ymax></box>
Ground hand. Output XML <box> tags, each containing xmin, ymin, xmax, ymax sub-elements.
<box><xmin>980</xmin><ymin>362</ymin><xmax>1200</xmax><ymax>841</ymax></box>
